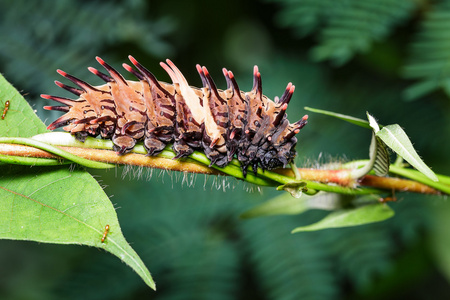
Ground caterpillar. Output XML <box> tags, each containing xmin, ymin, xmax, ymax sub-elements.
<box><xmin>42</xmin><ymin>56</ymin><xmax>308</xmax><ymax>175</ymax></box>
<box><xmin>1</xmin><ymin>100</ymin><xmax>10</xmax><ymax>120</ymax></box>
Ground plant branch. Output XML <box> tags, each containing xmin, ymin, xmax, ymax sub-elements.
<box><xmin>276</xmin><ymin>168</ymin><xmax>441</xmax><ymax>195</ymax></box>
<box><xmin>0</xmin><ymin>138</ymin><xmax>445</xmax><ymax>195</ymax></box>
<box><xmin>0</xmin><ymin>142</ymin><xmax>221</xmax><ymax>175</ymax></box>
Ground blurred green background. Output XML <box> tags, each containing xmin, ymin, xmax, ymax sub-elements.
<box><xmin>1</xmin><ymin>0</ymin><xmax>450</xmax><ymax>299</ymax></box>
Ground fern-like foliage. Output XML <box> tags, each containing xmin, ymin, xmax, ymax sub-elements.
<box><xmin>267</xmin><ymin>0</ymin><xmax>417</xmax><ymax>65</ymax></box>
<box><xmin>239</xmin><ymin>200</ymin><xmax>430</xmax><ymax>300</ymax></box>
<box><xmin>403</xmin><ymin>1</ymin><xmax>450</xmax><ymax>100</ymax></box>
<box><xmin>156</xmin><ymin>241</ymin><xmax>240</xmax><ymax>300</ymax></box>
<box><xmin>0</xmin><ymin>0</ymin><xmax>174</xmax><ymax>97</ymax></box>
<box><xmin>269</xmin><ymin>0</ymin><xmax>450</xmax><ymax>100</ymax></box>
<box><xmin>240</xmin><ymin>215</ymin><xmax>339</xmax><ymax>300</ymax></box>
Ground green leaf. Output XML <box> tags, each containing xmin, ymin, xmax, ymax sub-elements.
<box><xmin>350</xmin><ymin>132</ymin><xmax>389</xmax><ymax>179</ymax></box>
<box><xmin>402</xmin><ymin>2</ymin><xmax>450</xmax><ymax>100</ymax></box>
<box><xmin>0</xmin><ymin>165</ymin><xmax>155</xmax><ymax>290</ymax></box>
<box><xmin>240</xmin><ymin>192</ymin><xmax>342</xmax><ymax>219</ymax></box>
<box><xmin>367</xmin><ymin>113</ymin><xmax>381</xmax><ymax>133</ymax></box>
<box><xmin>0</xmin><ymin>74</ymin><xmax>47</xmax><ymax>137</ymax></box>
<box><xmin>0</xmin><ymin>74</ymin><xmax>155</xmax><ymax>289</ymax></box>
<box><xmin>371</xmin><ymin>135</ymin><xmax>390</xmax><ymax>177</ymax></box>
<box><xmin>403</xmin><ymin>79</ymin><xmax>439</xmax><ymax>101</ymax></box>
<box><xmin>304</xmin><ymin>106</ymin><xmax>371</xmax><ymax>129</ymax></box>
<box><xmin>376</xmin><ymin>124</ymin><xmax>438</xmax><ymax>182</ymax></box>
<box><xmin>367</xmin><ymin>114</ymin><xmax>389</xmax><ymax>176</ymax></box>
<box><xmin>272</xmin><ymin>0</ymin><xmax>417</xmax><ymax>65</ymax></box>
<box><xmin>291</xmin><ymin>203</ymin><xmax>394</xmax><ymax>233</ymax></box>
<box><xmin>311</xmin><ymin>109</ymin><xmax>436</xmax><ymax>182</ymax></box>
<box><xmin>349</xmin><ymin>114</ymin><xmax>390</xmax><ymax>179</ymax></box>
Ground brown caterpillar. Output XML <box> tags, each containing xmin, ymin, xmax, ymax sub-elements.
<box><xmin>42</xmin><ymin>56</ymin><xmax>308</xmax><ymax>175</ymax></box>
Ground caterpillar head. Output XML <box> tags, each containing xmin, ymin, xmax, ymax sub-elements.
<box><xmin>42</xmin><ymin>94</ymin><xmax>99</xmax><ymax>138</ymax></box>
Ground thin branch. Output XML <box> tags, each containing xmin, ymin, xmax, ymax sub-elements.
<box><xmin>275</xmin><ymin>167</ymin><xmax>440</xmax><ymax>195</ymax></box>
<box><xmin>0</xmin><ymin>142</ymin><xmax>443</xmax><ymax>195</ymax></box>
<box><xmin>0</xmin><ymin>143</ymin><xmax>220</xmax><ymax>175</ymax></box>
<box><xmin>359</xmin><ymin>175</ymin><xmax>438</xmax><ymax>194</ymax></box>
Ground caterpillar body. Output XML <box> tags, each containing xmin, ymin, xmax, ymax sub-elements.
<box><xmin>42</xmin><ymin>56</ymin><xmax>308</xmax><ymax>175</ymax></box>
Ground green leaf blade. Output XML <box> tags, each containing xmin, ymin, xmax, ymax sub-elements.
<box><xmin>0</xmin><ymin>75</ymin><xmax>155</xmax><ymax>289</ymax></box>
<box><xmin>240</xmin><ymin>192</ymin><xmax>342</xmax><ymax>219</ymax></box>
<box><xmin>0</xmin><ymin>74</ymin><xmax>47</xmax><ymax>137</ymax></box>
<box><xmin>372</xmin><ymin>136</ymin><xmax>390</xmax><ymax>177</ymax></box>
<box><xmin>0</xmin><ymin>165</ymin><xmax>155</xmax><ymax>290</ymax></box>
<box><xmin>349</xmin><ymin>113</ymin><xmax>390</xmax><ymax>179</ymax></box>
<box><xmin>377</xmin><ymin>124</ymin><xmax>438</xmax><ymax>182</ymax></box>
<box><xmin>366</xmin><ymin>114</ymin><xmax>390</xmax><ymax>176</ymax></box>
<box><xmin>291</xmin><ymin>203</ymin><xmax>394</xmax><ymax>233</ymax></box>
<box><xmin>304</xmin><ymin>106</ymin><xmax>371</xmax><ymax>129</ymax></box>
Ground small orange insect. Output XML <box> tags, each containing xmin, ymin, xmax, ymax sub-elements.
<box><xmin>101</xmin><ymin>224</ymin><xmax>110</xmax><ymax>243</ymax></box>
<box><xmin>379</xmin><ymin>196</ymin><xmax>397</xmax><ymax>203</ymax></box>
<box><xmin>379</xmin><ymin>189</ymin><xmax>397</xmax><ymax>203</ymax></box>
<box><xmin>1</xmin><ymin>100</ymin><xmax>10</xmax><ymax>120</ymax></box>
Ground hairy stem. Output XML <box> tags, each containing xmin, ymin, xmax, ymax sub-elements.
<box><xmin>0</xmin><ymin>137</ymin><xmax>444</xmax><ymax>195</ymax></box>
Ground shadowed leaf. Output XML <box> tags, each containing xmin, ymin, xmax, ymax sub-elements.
<box><xmin>241</xmin><ymin>192</ymin><xmax>342</xmax><ymax>219</ymax></box>
<box><xmin>292</xmin><ymin>202</ymin><xmax>394</xmax><ymax>232</ymax></box>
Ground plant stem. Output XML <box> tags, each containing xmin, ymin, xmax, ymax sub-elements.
<box><xmin>0</xmin><ymin>137</ymin><xmax>114</xmax><ymax>169</ymax></box>
<box><xmin>389</xmin><ymin>165</ymin><xmax>450</xmax><ymax>194</ymax></box>
<box><xmin>0</xmin><ymin>154</ymin><xmax>67</xmax><ymax>166</ymax></box>
<box><xmin>359</xmin><ymin>175</ymin><xmax>439</xmax><ymax>194</ymax></box>
<box><xmin>0</xmin><ymin>133</ymin><xmax>446</xmax><ymax>196</ymax></box>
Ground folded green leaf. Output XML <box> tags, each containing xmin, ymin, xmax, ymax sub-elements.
<box><xmin>376</xmin><ymin>124</ymin><xmax>438</xmax><ymax>182</ymax></box>
<box><xmin>367</xmin><ymin>114</ymin><xmax>389</xmax><ymax>176</ymax></box>
<box><xmin>291</xmin><ymin>202</ymin><xmax>394</xmax><ymax>233</ymax></box>
<box><xmin>372</xmin><ymin>136</ymin><xmax>390</xmax><ymax>177</ymax></box>
<box><xmin>349</xmin><ymin>114</ymin><xmax>389</xmax><ymax>179</ymax></box>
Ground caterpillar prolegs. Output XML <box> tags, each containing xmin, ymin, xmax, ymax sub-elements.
<box><xmin>42</xmin><ymin>56</ymin><xmax>308</xmax><ymax>175</ymax></box>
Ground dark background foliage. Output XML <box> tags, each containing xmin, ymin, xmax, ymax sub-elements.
<box><xmin>1</xmin><ymin>0</ymin><xmax>450</xmax><ymax>299</ymax></box>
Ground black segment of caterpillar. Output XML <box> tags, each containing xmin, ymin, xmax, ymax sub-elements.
<box><xmin>42</xmin><ymin>56</ymin><xmax>308</xmax><ymax>176</ymax></box>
